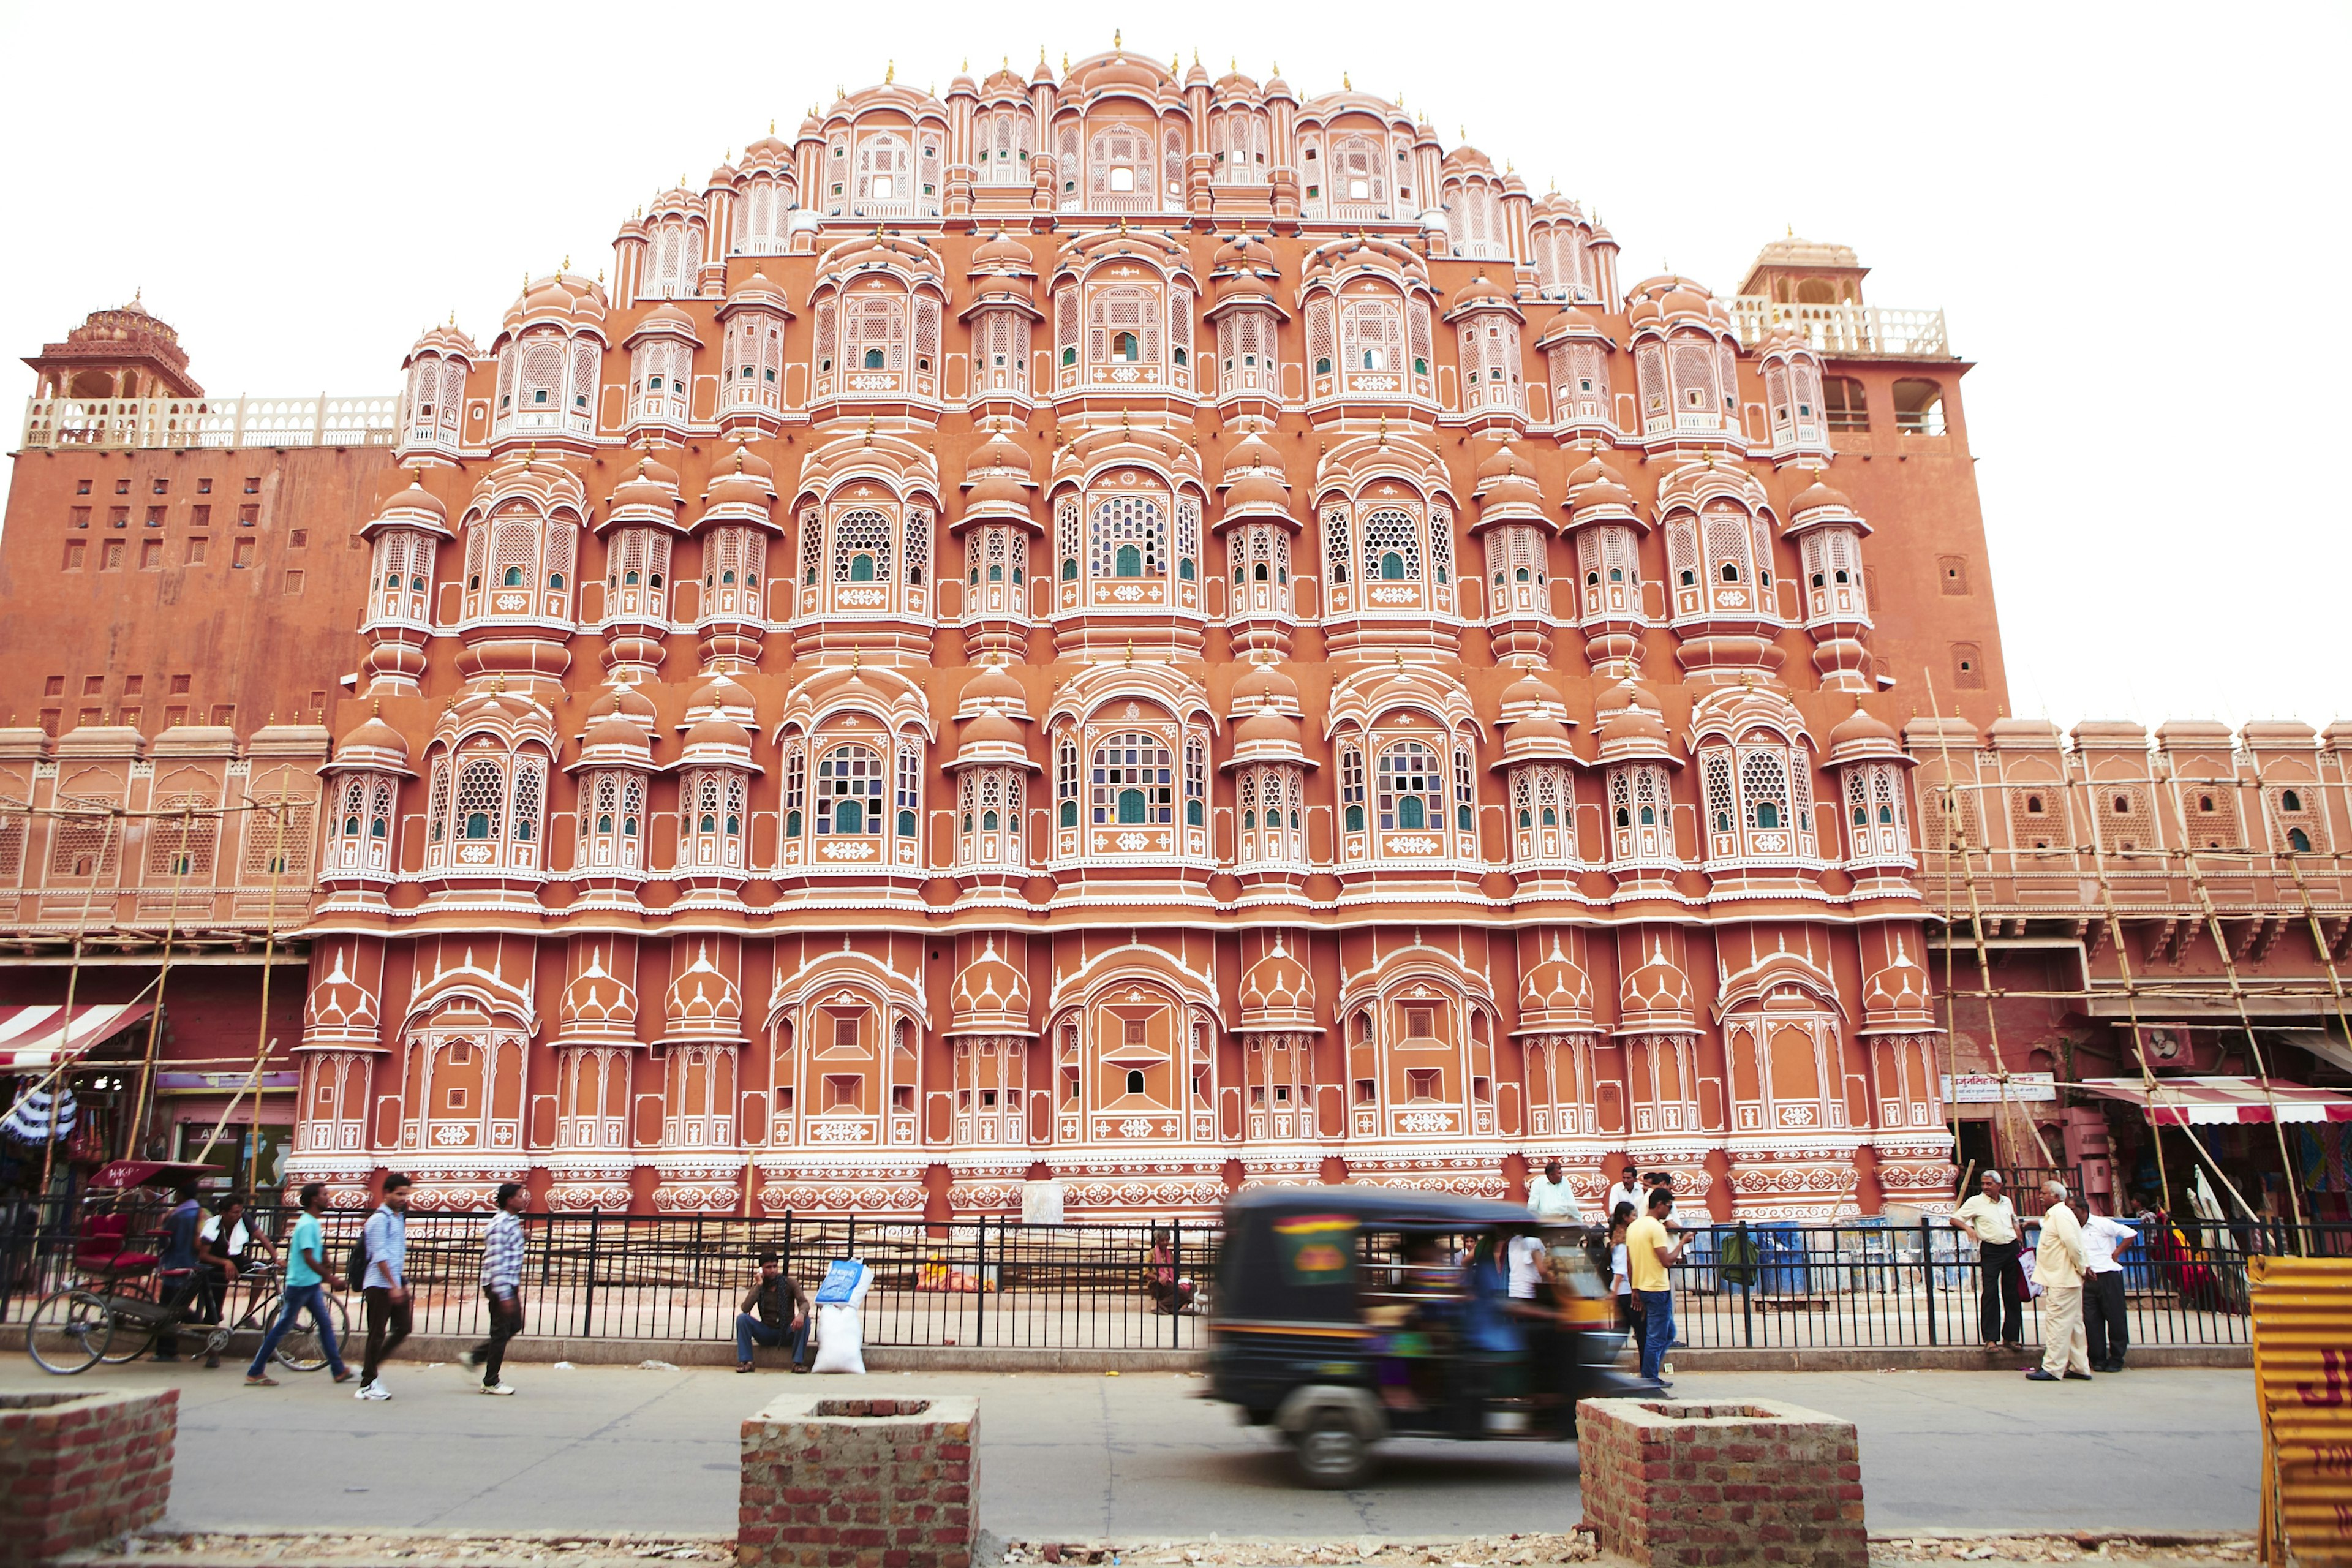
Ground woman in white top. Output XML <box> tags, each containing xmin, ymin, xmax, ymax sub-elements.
<box><xmin>1607</xmin><ymin>1200</ymin><xmax>1638</xmax><ymax>1335</ymax></box>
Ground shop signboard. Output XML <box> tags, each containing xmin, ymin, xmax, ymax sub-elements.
<box><xmin>1940</xmin><ymin>1072</ymin><xmax>2058</xmax><ymax>1104</ymax></box>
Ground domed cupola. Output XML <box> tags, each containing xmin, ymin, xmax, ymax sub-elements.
<box><xmin>947</xmin><ymin>935</ymin><xmax>1033</xmax><ymax>1035</ymax></box>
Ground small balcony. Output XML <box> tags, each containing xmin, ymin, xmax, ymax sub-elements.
<box><xmin>1722</xmin><ymin>298</ymin><xmax>1951</xmax><ymax>360</ymax></box>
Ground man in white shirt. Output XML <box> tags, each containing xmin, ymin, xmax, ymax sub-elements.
<box><xmin>1951</xmin><ymin>1170</ymin><xmax>2023</xmax><ymax>1351</ymax></box>
<box><xmin>2027</xmin><ymin>1182</ymin><xmax>2091</xmax><ymax>1382</ymax></box>
<box><xmin>2078</xmin><ymin>1196</ymin><xmax>2138</xmax><ymax>1373</ymax></box>
<box><xmin>1528</xmin><ymin>1158</ymin><xmax>1586</xmax><ymax>1225</ymax></box>
<box><xmin>1605</xmin><ymin>1163</ymin><xmax>1642</xmax><ymax>1223</ymax></box>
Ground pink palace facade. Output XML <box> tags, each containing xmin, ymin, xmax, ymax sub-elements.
<box><xmin>274</xmin><ymin>47</ymin><xmax>1999</xmax><ymax>1221</ymax></box>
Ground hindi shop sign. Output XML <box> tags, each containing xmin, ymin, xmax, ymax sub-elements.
<box><xmin>1940</xmin><ymin>1072</ymin><xmax>2058</xmax><ymax>1104</ymax></box>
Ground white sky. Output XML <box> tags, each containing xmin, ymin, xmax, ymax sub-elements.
<box><xmin>2</xmin><ymin>1</ymin><xmax>2343</xmax><ymax>731</ymax></box>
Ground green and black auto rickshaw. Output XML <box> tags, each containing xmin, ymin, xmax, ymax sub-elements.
<box><xmin>1205</xmin><ymin>1185</ymin><xmax>1654</xmax><ymax>1487</ymax></box>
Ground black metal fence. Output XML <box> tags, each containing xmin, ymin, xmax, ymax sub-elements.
<box><xmin>0</xmin><ymin>1203</ymin><xmax>1219</xmax><ymax>1351</ymax></box>
<box><xmin>4</xmin><ymin>1198</ymin><xmax>2340</xmax><ymax>1355</ymax></box>
<box><xmin>1653</xmin><ymin>1215</ymin><xmax>2352</xmax><ymax>1350</ymax></box>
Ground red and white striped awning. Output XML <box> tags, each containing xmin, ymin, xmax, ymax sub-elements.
<box><xmin>0</xmin><ymin>1004</ymin><xmax>154</xmax><ymax>1070</ymax></box>
<box><xmin>2078</xmin><ymin>1075</ymin><xmax>2352</xmax><ymax>1125</ymax></box>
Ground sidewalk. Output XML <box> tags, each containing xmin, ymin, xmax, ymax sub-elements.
<box><xmin>0</xmin><ymin>1360</ymin><xmax>2258</xmax><ymax>1539</ymax></box>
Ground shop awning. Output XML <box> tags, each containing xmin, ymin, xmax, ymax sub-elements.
<box><xmin>2077</xmin><ymin>1075</ymin><xmax>2352</xmax><ymax>1125</ymax></box>
<box><xmin>0</xmin><ymin>1003</ymin><xmax>154</xmax><ymax>1069</ymax></box>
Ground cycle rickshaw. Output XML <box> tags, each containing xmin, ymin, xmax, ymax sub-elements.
<box><xmin>23</xmin><ymin>1161</ymin><xmax>348</xmax><ymax>1375</ymax></box>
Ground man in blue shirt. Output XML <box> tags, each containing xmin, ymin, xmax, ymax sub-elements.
<box><xmin>356</xmin><ymin>1173</ymin><xmax>412</xmax><ymax>1401</ymax></box>
<box><xmin>151</xmin><ymin>1179</ymin><xmax>205</xmax><ymax>1363</ymax></box>
<box><xmin>243</xmin><ymin>1182</ymin><xmax>351</xmax><ymax>1387</ymax></box>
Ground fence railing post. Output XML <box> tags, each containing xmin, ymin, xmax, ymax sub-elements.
<box><xmin>1921</xmin><ymin>1216</ymin><xmax>1937</xmax><ymax>1346</ymax></box>
<box><xmin>782</xmin><ymin>1209</ymin><xmax>794</xmax><ymax>1284</ymax></box>
<box><xmin>581</xmin><ymin>1207</ymin><xmax>600</xmax><ymax>1340</ymax></box>
<box><xmin>1738</xmin><ymin>1220</ymin><xmax>1754</xmax><ymax>1349</ymax></box>
<box><xmin>1170</xmin><ymin>1221</ymin><xmax>1182</xmax><ymax>1349</ymax></box>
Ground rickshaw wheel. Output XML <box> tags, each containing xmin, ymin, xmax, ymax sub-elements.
<box><xmin>96</xmin><ymin>1301</ymin><xmax>156</xmax><ymax>1363</ymax></box>
<box><xmin>25</xmin><ymin>1289</ymin><xmax>113</xmax><ymax>1374</ymax></box>
<box><xmin>1291</xmin><ymin>1409</ymin><xmax>1374</xmax><ymax>1490</ymax></box>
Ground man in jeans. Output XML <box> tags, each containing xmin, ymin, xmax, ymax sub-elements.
<box><xmin>356</xmin><ymin>1173</ymin><xmax>412</xmax><ymax>1401</ymax></box>
<box><xmin>734</xmin><ymin>1251</ymin><xmax>812</xmax><ymax>1373</ymax></box>
<box><xmin>151</xmin><ymin>1179</ymin><xmax>206</xmax><ymax>1364</ymax></box>
<box><xmin>1625</xmin><ymin>1187</ymin><xmax>1687</xmax><ymax>1386</ymax></box>
<box><xmin>245</xmin><ymin>1182</ymin><xmax>351</xmax><ymax>1387</ymax></box>
<box><xmin>461</xmin><ymin>1182</ymin><xmax>527</xmax><ymax>1395</ymax></box>
<box><xmin>1951</xmin><ymin>1170</ymin><xmax>2023</xmax><ymax>1351</ymax></box>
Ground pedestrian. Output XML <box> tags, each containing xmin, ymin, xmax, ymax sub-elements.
<box><xmin>151</xmin><ymin>1178</ymin><xmax>206</xmax><ymax>1363</ymax></box>
<box><xmin>1607</xmin><ymin>1200</ymin><xmax>1638</xmax><ymax>1340</ymax></box>
<box><xmin>1951</xmin><ymin>1169</ymin><xmax>2024</xmax><ymax>1351</ymax></box>
<box><xmin>734</xmin><ymin>1250</ymin><xmax>812</xmax><ymax>1373</ymax></box>
<box><xmin>2079</xmin><ymin>1194</ymin><xmax>2138</xmax><ymax>1373</ymax></box>
<box><xmin>2026</xmin><ymin>1182</ymin><xmax>2092</xmax><ymax>1382</ymax></box>
<box><xmin>196</xmin><ymin>1193</ymin><xmax>276</xmax><ymax>1365</ymax></box>
<box><xmin>1527</xmin><ymin>1158</ymin><xmax>1586</xmax><ymax>1224</ymax></box>
<box><xmin>1626</xmin><ymin>1186</ymin><xmax>1686</xmax><ymax>1387</ymax></box>
<box><xmin>355</xmin><ymin>1173</ymin><xmax>412</xmax><ymax>1401</ymax></box>
<box><xmin>244</xmin><ymin>1182</ymin><xmax>351</xmax><ymax>1387</ymax></box>
<box><xmin>459</xmin><ymin>1181</ymin><xmax>527</xmax><ymax>1395</ymax></box>
<box><xmin>1604</xmin><ymin>1163</ymin><xmax>1641</xmax><ymax>1222</ymax></box>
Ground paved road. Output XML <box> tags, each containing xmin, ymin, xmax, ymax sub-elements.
<box><xmin>0</xmin><ymin>1359</ymin><xmax>2256</xmax><ymax>1538</ymax></box>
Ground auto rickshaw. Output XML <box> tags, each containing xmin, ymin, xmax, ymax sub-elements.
<box><xmin>1205</xmin><ymin>1185</ymin><xmax>1654</xmax><ymax>1487</ymax></box>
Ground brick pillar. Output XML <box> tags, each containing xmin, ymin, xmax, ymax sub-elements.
<box><xmin>739</xmin><ymin>1393</ymin><xmax>978</xmax><ymax>1568</ymax></box>
<box><xmin>1575</xmin><ymin>1396</ymin><xmax>1864</xmax><ymax>1568</ymax></box>
<box><xmin>0</xmin><ymin>1388</ymin><xmax>178</xmax><ymax>1568</ymax></box>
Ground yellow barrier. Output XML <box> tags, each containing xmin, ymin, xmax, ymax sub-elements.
<box><xmin>2252</xmin><ymin>1255</ymin><xmax>2352</xmax><ymax>1567</ymax></box>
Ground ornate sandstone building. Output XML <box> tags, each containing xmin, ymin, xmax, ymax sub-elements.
<box><xmin>6</xmin><ymin>47</ymin><xmax>2346</xmax><ymax>1223</ymax></box>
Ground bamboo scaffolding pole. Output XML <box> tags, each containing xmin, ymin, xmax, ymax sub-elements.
<box><xmin>1922</xmin><ymin>672</ymin><xmax>2051</xmax><ymax>1171</ymax></box>
<box><xmin>2156</xmin><ymin>756</ymin><xmax>2304</xmax><ymax>1227</ymax></box>
<box><xmin>40</xmin><ymin>805</ymin><xmax>121</xmax><ymax>1199</ymax></box>
<box><xmin>192</xmin><ymin>767</ymin><xmax>294</xmax><ymax>1177</ymax></box>
<box><xmin>125</xmin><ymin>804</ymin><xmax>200</xmax><ymax>1160</ymax></box>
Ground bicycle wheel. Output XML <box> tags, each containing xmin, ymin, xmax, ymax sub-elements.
<box><xmin>274</xmin><ymin>1290</ymin><xmax>350</xmax><ymax>1373</ymax></box>
<box><xmin>26</xmin><ymin>1289</ymin><xmax>113</xmax><ymax>1374</ymax></box>
<box><xmin>97</xmin><ymin>1279</ymin><xmax>159</xmax><ymax>1363</ymax></box>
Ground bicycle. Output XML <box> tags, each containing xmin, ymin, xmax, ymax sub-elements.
<box><xmin>26</xmin><ymin>1263</ymin><xmax>349</xmax><ymax>1376</ymax></box>
<box><xmin>203</xmin><ymin>1264</ymin><xmax>351</xmax><ymax>1373</ymax></box>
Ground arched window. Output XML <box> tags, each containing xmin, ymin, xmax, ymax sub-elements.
<box><xmin>1113</xmin><ymin>332</ymin><xmax>1139</xmax><ymax>362</ymax></box>
<box><xmin>1057</xmin><ymin>739</ymin><xmax>1079</xmax><ymax>828</ymax></box>
<box><xmin>2290</xmin><ymin>827</ymin><xmax>2313</xmax><ymax>852</ymax></box>
<box><xmin>1090</xmin><ymin>732</ymin><xmax>1173</xmax><ymax>826</ymax></box>
<box><xmin>1341</xmin><ymin>745</ymin><xmax>1366</xmax><ymax>833</ymax></box>
<box><xmin>1360</xmin><ymin>508</ymin><xmax>1421</xmax><ymax>584</ymax></box>
<box><xmin>1377</xmin><ymin>742</ymin><xmax>1441</xmax><ymax>833</ymax></box>
<box><xmin>1125</xmin><ymin>1068</ymin><xmax>1145</xmax><ymax>1095</ymax></box>
<box><xmin>2283</xmin><ymin>789</ymin><xmax>2304</xmax><ymax>812</ymax></box>
<box><xmin>816</xmin><ymin>745</ymin><xmax>883</xmax><ymax>835</ymax></box>
<box><xmin>1089</xmin><ymin>494</ymin><xmax>1165</xmax><ymax>581</ymax></box>
<box><xmin>895</xmin><ymin>743</ymin><xmax>921</xmax><ymax>839</ymax></box>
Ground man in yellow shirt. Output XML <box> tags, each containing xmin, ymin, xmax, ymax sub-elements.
<box><xmin>1624</xmin><ymin>1187</ymin><xmax>1686</xmax><ymax>1385</ymax></box>
<box><xmin>2027</xmin><ymin>1182</ymin><xmax>2091</xmax><ymax>1382</ymax></box>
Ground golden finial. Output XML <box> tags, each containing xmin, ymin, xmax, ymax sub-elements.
<box><xmin>1787</xmin><ymin>222</ymin><xmax>1795</xmax><ymax>237</ymax></box>
<box><xmin>1123</xmin><ymin>639</ymin><xmax>1134</xmax><ymax>666</ymax></box>
<box><xmin>1460</xmin><ymin>124</ymin><xmax>1466</xmax><ymax>141</ymax></box>
<box><xmin>961</xmin><ymin>58</ymin><xmax>968</xmax><ymax>72</ymax></box>
<box><xmin>769</xmin><ymin>118</ymin><xmax>775</xmax><ymax>133</ymax></box>
<box><xmin>886</xmin><ymin>59</ymin><xmax>895</xmax><ymax>83</ymax></box>
<box><xmin>862</xmin><ymin>415</ymin><xmax>876</xmax><ymax>446</ymax></box>
<box><xmin>1062</xmin><ymin>52</ymin><xmax>1069</xmax><ymax>72</ymax></box>
<box><xmin>1343</xmin><ymin>72</ymin><xmax>1351</xmax><ymax>90</ymax></box>
<box><xmin>447</xmin><ymin>309</ymin><xmax>456</xmax><ymax>325</ymax></box>
<box><xmin>1231</xmin><ymin>56</ymin><xmax>1237</xmax><ymax>71</ymax></box>
<box><xmin>597</xmin><ymin>268</ymin><xmax>603</xmax><ymax>284</ymax></box>
<box><xmin>851</xmin><ymin>649</ymin><xmax>861</xmax><ymax>671</ymax></box>
<box><xmin>1114</xmin><ymin>28</ymin><xmax>1121</xmax><ymax>48</ymax></box>
<box><xmin>372</xmin><ymin>698</ymin><xmax>380</xmax><ymax>718</ymax></box>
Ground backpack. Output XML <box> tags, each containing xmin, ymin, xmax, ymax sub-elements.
<box><xmin>345</xmin><ymin>1215</ymin><xmax>372</xmax><ymax>1284</ymax></box>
